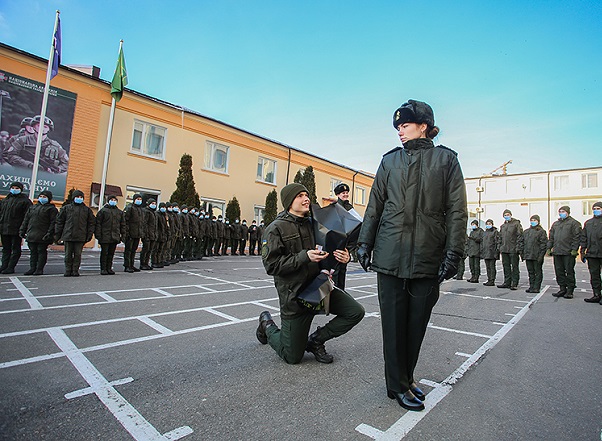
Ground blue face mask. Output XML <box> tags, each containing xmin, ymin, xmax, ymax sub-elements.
<box><xmin>485</xmin><ymin>224</ymin><xmax>492</xmax><ymax>230</ymax></box>
<box><xmin>38</xmin><ymin>197</ymin><xmax>48</xmax><ymax>204</ymax></box>
<box><xmin>182</xmin><ymin>209</ymin><xmax>188</xmax><ymax>214</ymax></box>
<box><xmin>10</xmin><ymin>188</ymin><xmax>21</xmax><ymax>195</ymax></box>
<box><xmin>471</xmin><ymin>225</ymin><xmax>477</xmax><ymax>230</ymax></box>
<box><xmin>594</xmin><ymin>209</ymin><xmax>602</xmax><ymax>217</ymax></box>
<box><xmin>74</xmin><ymin>197</ymin><xmax>84</xmax><ymax>204</ymax></box>
<box><xmin>134</xmin><ymin>199</ymin><xmax>142</xmax><ymax>205</ymax></box>
<box><xmin>173</xmin><ymin>207</ymin><xmax>180</xmax><ymax>213</ymax></box>
<box><xmin>109</xmin><ymin>200</ymin><xmax>117</xmax><ymax>207</ymax></box>
<box><xmin>503</xmin><ymin>215</ymin><xmax>511</xmax><ymax>221</ymax></box>
<box><xmin>167</xmin><ymin>207</ymin><xmax>173</xmax><ymax>212</ymax></box>
<box><xmin>530</xmin><ymin>221</ymin><xmax>538</xmax><ymax>227</ymax></box>
<box><xmin>559</xmin><ymin>212</ymin><xmax>567</xmax><ymax>219</ymax></box>
<box><xmin>150</xmin><ymin>204</ymin><xmax>157</xmax><ymax>210</ymax></box>
<box><xmin>159</xmin><ymin>207</ymin><xmax>166</xmax><ymax>213</ymax></box>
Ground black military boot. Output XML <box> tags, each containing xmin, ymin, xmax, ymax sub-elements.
<box><xmin>584</xmin><ymin>294</ymin><xmax>602</xmax><ymax>303</ymax></box>
<box><xmin>306</xmin><ymin>328</ymin><xmax>333</xmax><ymax>364</ymax></box>
<box><xmin>563</xmin><ymin>288</ymin><xmax>574</xmax><ymax>299</ymax></box>
<box><xmin>256</xmin><ymin>311</ymin><xmax>276</xmax><ymax>344</ymax></box>
<box><xmin>552</xmin><ymin>286</ymin><xmax>567</xmax><ymax>297</ymax></box>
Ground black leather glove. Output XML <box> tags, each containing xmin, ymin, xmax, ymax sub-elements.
<box><xmin>438</xmin><ymin>250</ymin><xmax>462</xmax><ymax>284</ymax></box>
<box><xmin>356</xmin><ymin>243</ymin><xmax>373</xmax><ymax>272</ymax></box>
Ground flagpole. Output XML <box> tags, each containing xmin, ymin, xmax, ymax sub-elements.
<box><xmin>29</xmin><ymin>10</ymin><xmax>60</xmax><ymax>200</ymax></box>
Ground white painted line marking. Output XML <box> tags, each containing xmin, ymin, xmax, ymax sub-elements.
<box><xmin>355</xmin><ymin>286</ymin><xmax>549</xmax><ymax>440</ymax></box>
<box><xmin>441</xmin><ymin>291</ymin><xmax>529</xmax><ymax>304</ymax></box>
<box><xmin>65</xmin><ymin>377</ymin><xmax>134</xmax><ymax>399</ymax></box>
<box><xmin>96</xmin><ymin>292</ymin><xmax>117</xmax><ymax>302</ymax></box>
<box><xmin>514</xmin><ymin>306</ymin><xmax>522</xmax><ymax>309</ymax></box>
<box><xmin>9</xmin><ymin>276</ymin><xmax>42</xmax><ymax>309</ymax></box>
<box><xmin>493</xmin><ymin>322</ymin><xmax>506</xmax><ymax>326</ymax></box>
<box><xmin>152</xmin><ymin>288</ymin><xmax>174</xmax><ymax>297</ymax></box>
<box><xmin>428</xmin><ymin>324</ymin><xmax>492</xmax><ymax>339</ymax></box>
<box><xmin>232</xmin><ymin>267</ymin><xmax>264</xmax><ymax>270</ymax></box>
<box><xmin>419</xmin><ymin>379</ymin><xmax>440</xmax><ymax>388</ymax></box>
<box><xmin>205</xmin><ymin>308</ymin><xmax>240</xmax><ymax>322</ymax></box>
<box><xmin>47</xmin><ymin>328</ymin><xmax>192</xmax><ymax>440</ymax></box>
<box><xmin>138</xmin><ymin>317</ymin><xmax>174</xmax><ymax>335</ymax></box>
<box><xmin>455</xmin><ymin>352</ymin><xmax>472</xmax><ymax>358</ymax></box>
<box><xmin>505</xmin><ymin>313</ymin><xmax>516</xmax><ymax>317</ymax></box>
<box><xmin>250</xmin><ymin>301</ymin><xmax>280</xmax><ymax>312</ymax></box>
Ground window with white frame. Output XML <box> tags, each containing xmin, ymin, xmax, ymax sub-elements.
<box><xmin>554</xmin><ymin>175</ymin><xmax>569</xmax><ymax>191</ymax></box>
<box><xmin>257</xmin><ymin>157</ymin><xmax>277</xmax><ymax>184</ymax></box>
<box><xmin>204</xmin><ymin>141</ymin><xmax>229</xmax><ymax>173</ymax></box>
<box><xmin>131</xmin><ymin>120</ymin><xmax>166</xmax><ymax>159</ymax></box>
<box><xmin>582</xmin><ymin>173</ymin><xmax>598</xmax><ymax>188</ymax></box>
<box><xmin>254</xmin><ymin>205</ymin><xmax>265</xmax><ymax>223</ymax></box>
<box><xmin>201</xmin><ymin>198</ymin><xmax>225</xmax><ymax>217</ymax></box>
<box><xmin>583</xmin><ymin>200</ymin><xmax>598</xmax><ymax>216</ymax></box>
<box><xmin>330</xmin><ymin>178</ymin><xmax>343</xmax><ymax>196</ymax></box>
<box><xmin>354</xmin><ymin>186</ymin><xmax>366</xmax><ymax>205</ymax></box>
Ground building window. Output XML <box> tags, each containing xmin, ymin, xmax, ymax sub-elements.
<box><xmin>125</xmin><ymin>186</ymin><xmax>161</xmax><ymax>206</ymax></box>
<box><xmin>205</xmin><ymin>141</ymin><xmax>229</xmax><ymax>174</ymax></box>
<box><xmin>582</xmin><ymin>173</ymin><xmax>598</xmax><ymax>189</ymax></box>
<box><xmin>257</xmin><ymin>157</ymin><xmax>277</xmax><ymax>184</ymax></box>
<box><xmin>354</xmin><ymin>186</ymin><xmax>366</xmax><ymax>205</ymax></box>
<box><xmin>583</xmin><ymin>200</ymin><xmax>598</xmax><ymax>216</ymax></box>
<box><xmin>553</xmin><ymin>175</ymin><xmax>569</xmax><ymax>191</ymax></box>
<box><xmin>330</xmin><ymin>178</ymin><xmax>343</xmax><ymax>196</ymax></box>
<box><xmin>131</xmin><ymin>120</ymin><xmax>166</xmax><ymax>159</ymax></box>
<box><xmin>201</xmin><ymin>198</ymin><xmax>225</xmax><ymax>217</ymax></box>
<box><xmin>254</xmin><ymin>205</ymin><xmax>265</xmax><ymax>223</ymax></box>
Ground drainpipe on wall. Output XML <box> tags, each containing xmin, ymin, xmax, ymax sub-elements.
<box><xmin>547</xmin><ymin>171</ymin><xmax>551</xmax><ymax>231</ymax></box>
<box><xmin>351</xmin><ymin>170</ymin><xmax>359</xmax><ymax>203</ymax></box>
<box><xmin>286</xmin><ymin>147</ymin><xmax>291</xmax><ymax>184</ymax></box>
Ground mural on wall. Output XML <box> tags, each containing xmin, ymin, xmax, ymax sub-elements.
<box><xmin>0</xmin><ymin>69</ymin><xmax>77</xmax><ymax>200</ymax></box>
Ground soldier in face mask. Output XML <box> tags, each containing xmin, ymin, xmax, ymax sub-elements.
<box><xmin>497</xmin><ymin>209</ymin><xmax>523</xmax><ymax>290</ymax></box>
<box><xmin>0</xmin><ymin>181</ymin><xmax>32</xmax><ymax>274</ymax></box>
<box><xmin>140</xmin><ymin>198</ymin><xmax>158</xmax><ymax>270</ymax></box>
<box><xmin>123</xmin><ymin>194</ymin><xmax>145</xmax><ymax>272</ymax></box>
<box><xmin>19</xmin><ymin>190</ymin><xmax>57</xmax><ymax>275</ymax></box>
<box><xmin>548</xmin><ymin>206</ymin><xmax>582</xmax><ymax>299</ymax></box>
<box><xmin>240</xmin><ymin>219</ymin><xmax>249</xmax><ymax>255</ymax></box>
<box><xmin>95</xmin><ymin>195</ymin><xmax>125</xmax><ymax>275</ymax></box>
<box><xmin>582</xmin><ymin>202</ymin><xmax>602</xmax><ymax>304</ymax></box>
<box><xmin>248</xmin><ymin>220</ymin><xmax>258</xmax><ymax>255</ymax></box>
<box><xmin>55</xmin><ymin>190</ymin><xmax>95</xmax><ymax>277</ymax></box>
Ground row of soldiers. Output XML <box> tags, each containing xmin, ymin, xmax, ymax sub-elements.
<box><xmin>0</xmin><ymin>182</ymin><xmax>264</xmax><ymax>277</ymax></box>
<box><xmin>97</xmin><ymin>193</ymin><xmax>265</xmax><ymax>274</ymax></box>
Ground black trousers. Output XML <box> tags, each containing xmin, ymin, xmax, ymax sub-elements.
<box><xmin>99</xmin><ymin>242</ymin><xmax>117</xmax><ymax>271</ymax></box>
<box><xmin>525</xmin><ymin>259</ymin><xmax>544</xmax><ymax>291</ymax></box>
<box><xmin>266</xmin><ymin>288</ymin><xmax>364</xmax><ymax>364</ymax></box>
<box><xmin>455</xmin><ymin>257</ymin><xmax>466</xmax><ymax>278</ymax></box>
<box><xmin>64</xmin><ymin>241</ymin><xmax>85</xmax><ymax>274</ymax></box>
<box><xmin>469</xmin><ymin>256</ymin><xmax>481</xmax><ymax>279</ymax></box>
<box><xmin>27</xmin><ymin>241</ymin><xmax>49</xmax><ymax>272</ymax></box>
<box><xmin>140</xmin><ymin>239</ymin><xmax>155</xmax><ymax>266</ymax></box>
<box><xmin>501</xmin><ymin>252</ymin><xmax>520</xmax><ymax>287</ymax></box>
<box><xmin>484</xmin><ymin>259</ymin><xmax>497</xmax><ymax>282</ymax></box>
<box><xmin>332</xmin><ymin>263</ymin><xmax>348</xmax><ymax>290</ymax></box>
<box><xmin>124</xmin><ymin>237</ymin><xmax>140</xmax><ymax>269</ymax></box>
<box><xmin>553</xmin><ymin>254</ymin><xmax>576</xmax><ymax>290</ymax></box>
<box><xmin>249</xmin><ymin>239</ymin><xmax>258</xmax><ymax>255</ymax></box>
<box><xmin>239</xmin><ymin>239</ymin><xmax>247</xmax><ymax>255</ymax></box>
<box><xmin>377</xmin><ymin>274</ymin><xmax>439</xmax><ymax>393</ymax></box>
<box><xmin>153</xmin><ymin>241</ymin><xmax>165</xmax><ymax>266</ymax></box>
<box><xmin>586</xmin><ymin>257</ymin><xmax>602</xmax><ymax>294</ymax></box>
<box><xmin>1</xmin><ymin>234</ymin><xmax>22</xmax><ymax>270</ymax></box>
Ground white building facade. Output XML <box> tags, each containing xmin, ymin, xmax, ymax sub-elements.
<box><xmin>465</xmin><ymin>166</ymin><xmax>602</xmax><ymax>232</ymax></box>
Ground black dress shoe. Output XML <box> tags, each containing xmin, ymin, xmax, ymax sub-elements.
<box><xmin>410</xmin><ymin>382</ymin><xmax>426</xmax><ymax>401</ymax></box>
<box><xmin>306</xmin><ymin>328</ymin><xmax>333</xmax><ymax>363</ymax></box>
<box><xmin>510</xmin><ymin>286</ymin><xmax>518</xmax><ymax>290</ymax></box>
<box><xmin>483</xmin><ymin>281</ymin><xmax>495</xmax><ymax>286</ymax></box>
<box><xmin>584</xmin><ymin>295</ymin><xmax>602</xmax><ymax>303</ymax></box>
<box><xmin>256</xmin><ymin>311</ymin><xmax>276</xmax><ymax>344</ymax></box>
<box><xmin>24</xmin><ymin>269</ymin><xmax>36</xmax><ymax>276</ymax></box>
<box><xmin>387</xmin><ymin>390</ymin><xmax>425</xmax><ymax>411</ymax></box>
<box><xmin>107</xmin><ymin>269</ymin><xmax>116</xmax><ymax>275</ymax></box>
<box><xmin>497</xmin><ymin>284</ymin><xmax>510</xmax><ymax>288</ymax></box>
<box><xmin>525</xmin><ymin>288</ymin><xmax>533</xmax><ymax>293</ymax></box>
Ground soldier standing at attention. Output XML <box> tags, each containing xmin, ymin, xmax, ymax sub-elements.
<box><xmin>497</xmin><ymin>209</ymin><xmax>523</xmax><ymax>290</ymax></box>
<box><xmin>95</xmin><ymin>195</ymin><xmax>125</xmax><ymax>275</ymax></box>
<box><xmin>123</xmin><ymin>193</ymin><xmax>145</xmax><ymax>272</ymax></box>
<box><xmin>481</xmin><ymin>219</ymin><xmax>500</xmax><ymax>286</ymax></box>
<box><xmin>0</xmin><ymin>181</ymin><xmax>32</xmax><ymax>274</ymax></box>
<box><xmin>140</xmin><ymin>198</ymin><xmax>158</xmax><ymax>270</ymax></box>
<box><xmin>582</xmin><ymin>202</ymin><xmax>602</xmax><ymax>304</ymax></box>
<box><xmin>548</xmin><ymin>206</ymin><xmax>582</xmax><ymax>299</ymax></box>
<box><xmin>240</xmin><ymin>219</ymin><xmax>249</xmax><ymax>255</ymax></box>
<box><xmin>19</xmin><ymin>190</ymin><xmax>57</xmax><ymax>275</ymax></box>
<box><xmin>248</xmin><ymin>220</ymin><xmax>258</xmax><ymax>255</ymax></box>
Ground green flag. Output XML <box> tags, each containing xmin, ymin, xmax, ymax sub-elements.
<box><xmin>110</xmin><ymin>45</ymin><xmax>128</xmax><ymax>102</ymax></box>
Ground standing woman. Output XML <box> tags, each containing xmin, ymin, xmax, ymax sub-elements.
<box><xmin>357</xmin><ymin>100</ymin><xmax>467</xmax><ymax>411</ymax></box>
<box><xmin>19</xmin><ymin>190</ymin><xmax>58</xmax><ymax>275</ymax></box>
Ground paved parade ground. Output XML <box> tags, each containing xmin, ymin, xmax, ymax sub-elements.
<box><xmin>0</xmin><ymin>250</ymin><xmax>600</xmax><ymax>440</ymax></box>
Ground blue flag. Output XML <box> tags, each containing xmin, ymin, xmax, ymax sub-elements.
<box><xmin>51</xmin><ymin>16</ymin><xmax>61</xmax><ymax>79</ymax></box>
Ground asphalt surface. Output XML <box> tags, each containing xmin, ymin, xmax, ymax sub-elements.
<box><xmin>0</xmin><ymin>250</ymin><xmax>600</xmax><ymax>441</ymax></box>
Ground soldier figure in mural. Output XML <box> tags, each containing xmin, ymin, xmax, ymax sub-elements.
<box><xmin>5</xmin><ymin>115</ymin><xmax>69</xmax><ymax>173</ymax></box>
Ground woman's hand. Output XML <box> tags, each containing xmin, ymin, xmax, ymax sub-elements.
<box><xmin>333</xmin><ymin>248</ymin><xmax>350</xmax><ymax>264</ymax></box>
<box><xmin>307</xmin><ymin>249</ymin><xmax>329</xmax><ymax>262</ymax></box>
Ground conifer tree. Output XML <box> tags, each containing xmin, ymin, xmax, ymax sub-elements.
<box><xmin>301</xmin><ymin>165</ymin><xmax>318</xmax><ymax>204</ymax></box>
<box><xmin>170</xmin><ymin>153</ymin><xmax>201</xmax><ymax>207</ymax></box>
<box><xmin>293</xmin><ymin>169</ymin><xmax>303</xmax><ymax>184</ymax></box>
<box><xmin>264</xmin><ymin>189</ymin><xmax>278</xmax><ymax>226</ymax></box>
<box><xmin>225</xmin><ymin>196</ymin><xmax>241</xmax><ymax>222</ymax></box>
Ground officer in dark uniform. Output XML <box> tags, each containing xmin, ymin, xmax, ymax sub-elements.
<box><xmin>95</xmin><ymin>195</ymin><xmax>126</xmax><ymax>275</ymax></box>
<box><xmin>522</xmin><ymin>214</ymin><xmax>547</xmax><ymax>293</ymax></box>
<box><xmin>154</xmin><ymin>202</ymin><xmax>169</xmax><ymax>268</ymax></box>
<box><xmin>582</xmin><ymin>202</ymin><xmax>602</xmax><ymax>304</ymax></box>
<box><xmin>214</xmin><ymin>215</ymin><xmax>225</xmax><ymax>256</ymax></box>
<box><xmin>467</xmin><ymin>220</ymin><xmax>484</xmax><ymax>282</ymax></box>
<box><xmin>140</xmin><ymin>199</ymin><xmax>158</xmax><ymax>270</ymax></box>
<box><xmin>548</xmin><ymin>206</ymin><xmax>582</xmax><ymax>299</ymax></box>
<box><xmin>240</xmin><ymin>219</ymin><xmax>249</xmax><ymax>255</ymax></box>
<box><xmin>222</xmin><ymin>218</ymin><xmax>232</xmax><ymax>255</ymax></box>
<box><xmin>256</xmin><ymin>183</ymin><xmax>364</xmax><ymax>365</ymax></box>
<box><xmin>123</xmin><ymin>193</ymin><xmax>145</xmax><ymax>272</ymax></box>
<box><xmin>497</xmin><ymin>209</ymin><xmax>523</xmax><ymax>290</ymax></box>
<box><xmin>248</xmin><ymin>220</ymin><xmax>258</xmax><ymax>255</ymax></box>
<box><xmin>19</xmin><ymin>190</ymin><xmax>58</xmax><ymax>275</ymax></box>
<box><xmin>357</xmin><ymin>100</ymin><xmax>467</xmax><ymax>411</ymax></box>
<box><xmin>231</xmin><ymin>218</ymin><xmax>242</xmax><ymax>255</ymax></box>
<box><xmin>0</xmin><ymin>181</ymin><xmax>32</xmax><ymax>273</ymax></box>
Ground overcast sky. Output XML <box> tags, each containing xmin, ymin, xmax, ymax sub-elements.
<box><xmin>1</xmin><ymin>0</ymin><xmax>601</xmax><ymax>178</ymax></box>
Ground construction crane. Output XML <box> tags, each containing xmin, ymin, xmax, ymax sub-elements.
<box><xmin>488</xmin><ymin>160</ymin><xmax>512</xmax><ymax>176</ymax></box>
